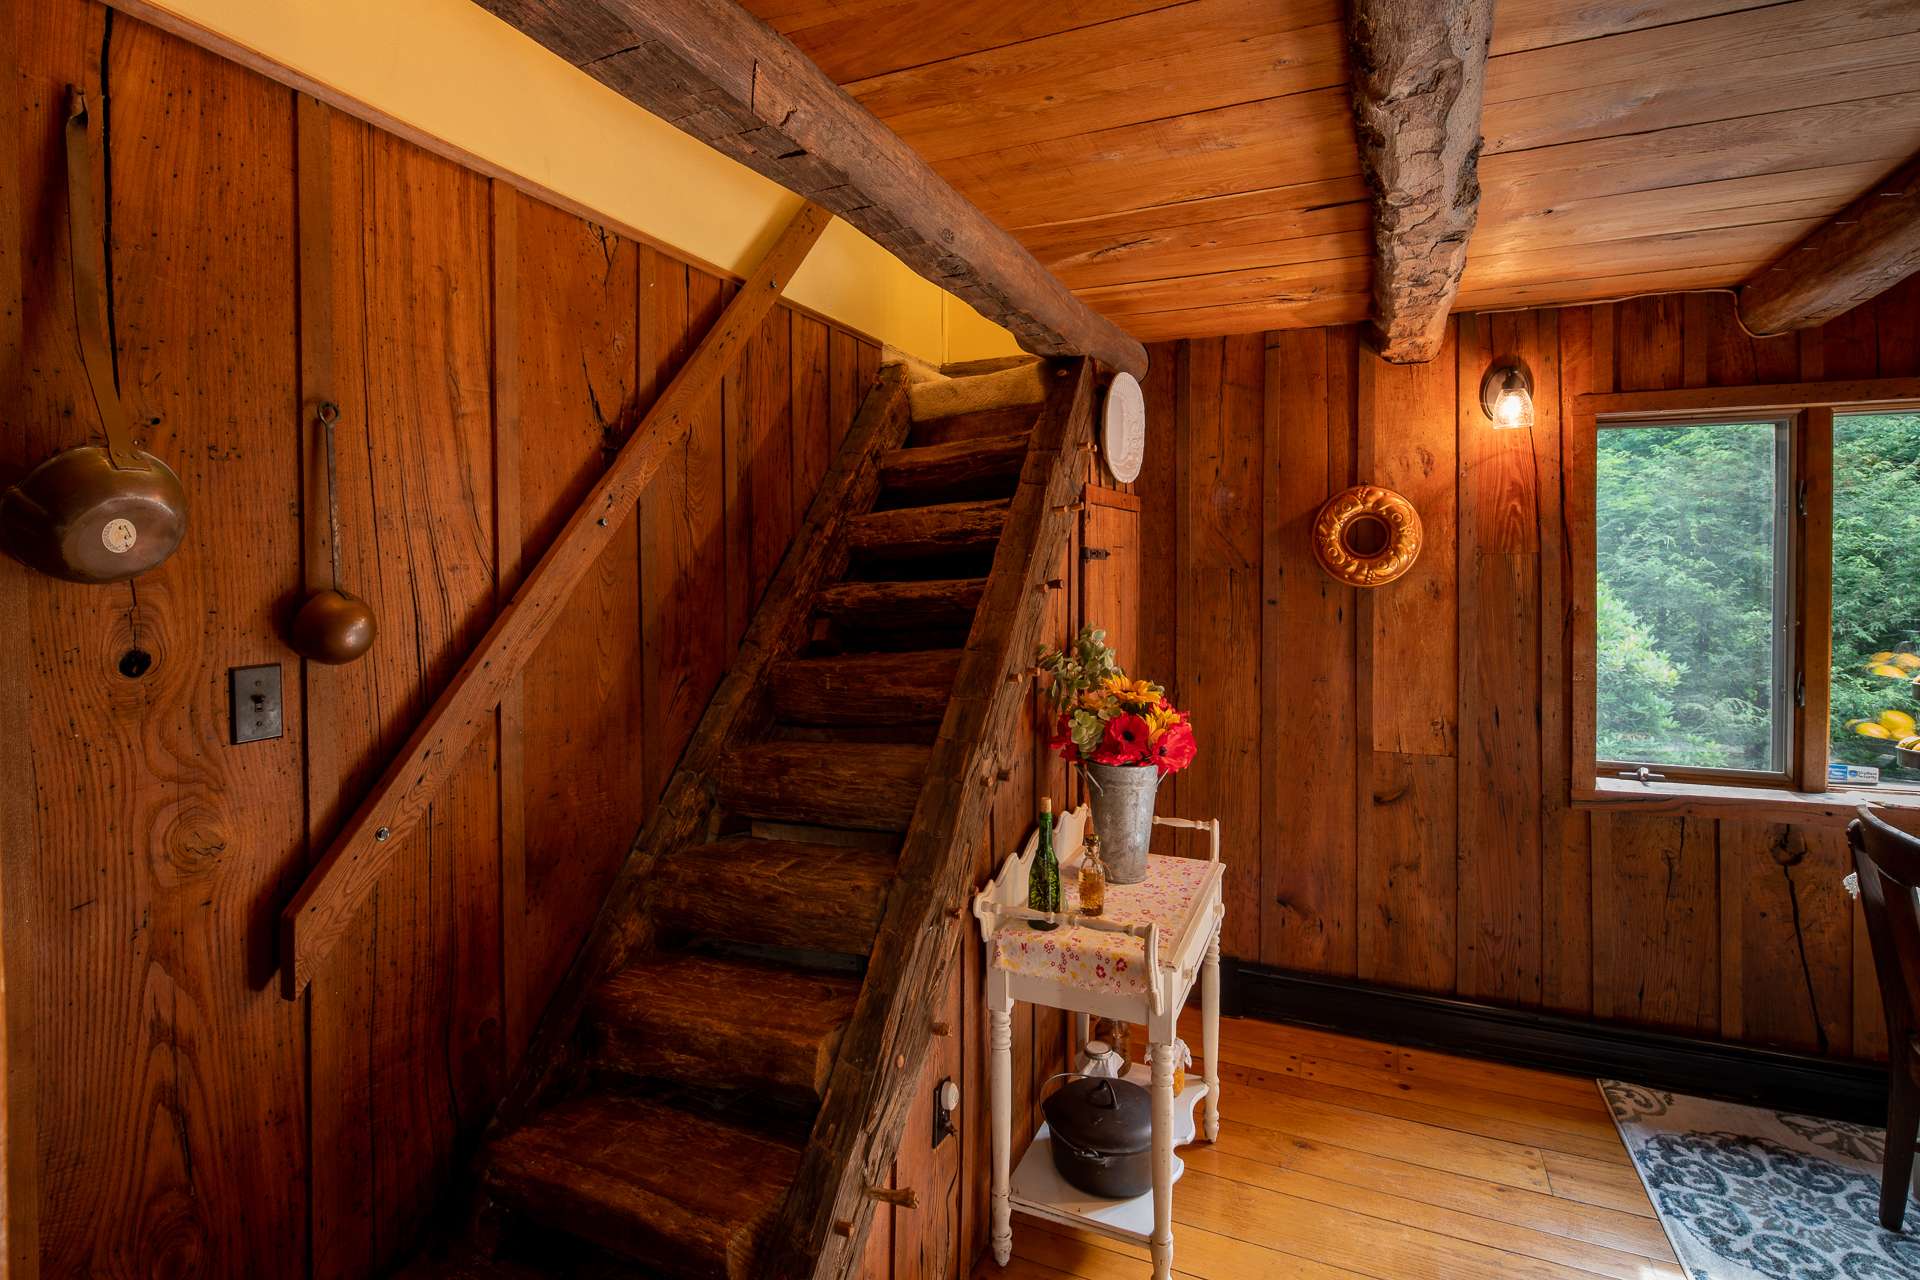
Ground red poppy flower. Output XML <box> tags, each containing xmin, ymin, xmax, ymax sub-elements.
<box><xmin>1093</xmin><ymin>712</ymin><xmax>1153</xmax><ymax>765</ymax></box>
<box><xmin>1151</xmin><ymin>721</ymin><xmax>1197</xmax><ymax>775</ymax></box>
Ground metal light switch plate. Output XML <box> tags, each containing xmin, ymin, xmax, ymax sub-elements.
<box><xmin>229</xmin><ymin>663</ymin><xmax>283</xmax><ymax>744</ymax></box>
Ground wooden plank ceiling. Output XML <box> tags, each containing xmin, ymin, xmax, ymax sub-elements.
<box><xmin>739</xmin><ymin>0</ymin><xmax>1920</xmax><ymax>342</ymax></box>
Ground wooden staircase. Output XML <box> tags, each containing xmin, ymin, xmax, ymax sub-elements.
<box><xmin>430</xmin><ymin>356</ymin><xmax>1095</xmax><ymax>1279</ymax></box>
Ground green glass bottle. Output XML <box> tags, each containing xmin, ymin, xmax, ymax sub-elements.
<box><xmin>1027</xmin><ymin>795</ymin><xmax>1060</xmax><ymax>930</ymax></box>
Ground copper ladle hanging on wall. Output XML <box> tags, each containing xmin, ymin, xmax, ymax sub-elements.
<box><xmin>0</xmin><ymin>87</ymin><xmax>188</xmax><ymax>584</ymax></box>
<box><xmin>288</xmin><ymin>402</ymin><xmax>376</xmax><ymax>664</ymax></box>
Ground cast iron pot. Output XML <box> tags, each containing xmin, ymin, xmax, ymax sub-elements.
<box><xmin>1042</xmin><ymin>1075</ymin><xmax>1152</xmax><ymax>1199</ymax></box>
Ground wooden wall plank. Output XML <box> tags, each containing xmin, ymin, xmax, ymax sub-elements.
<box><xmin>792</xmin><ymin>315</ymin><xmax>832</xmax><ymax>524</ymax></box>
<box><xmin>301</xmin><ymin>98</ymin><xmax>380</xmax><ymax>1280</ymax></box>
<box><xmin>1455</xmin><ymin>312</ymin><xmax>1543</xmax><ymax>1003</ymax></box>
<box><xmin>1592</xmin><ymin>814</ymin><xmax>1719</xmax><ymax>1034</ymax></box>
<box><xmin>721</xmin><ymin>280</ymin><xmax>751</xmax><ymax>650</ymax></box>
<box><xmin>746</xmin><ymin>308</ymin><xmax>796</xmax><ymax>607</ymax></box>
<box><xmin>1542</xmin><ymin>306</ymin><xmax>1593</xmax><ymax>1016</ymax></box>
<box><xmin>1261</xmin><ymin>328</ymin><xmax>1355</xmax><ymax>973</ymax></box>
<box><xmin>1177</xmin><ymin>335</ymin><xmax>1264</xmax><ymax>957</ymax></box>
<box><xmin>1363</xmin><ymin>327</ymin><xmax>1459</xmax><ymax>758</ymax></box>
<box><xmin>1718</xmin><ymin>822</ymin><xmax>1853</xmax><ymax>1056</ymax></box>
<box><xmin>49</xmin><ymin>20</ymin><xmax>309</xmax><ymax>1275</ymax></box>
<box><xmin>355</xmin><ymin>126</ymin><xmax>502</xmax><ymax>1270</ymax></box>
<box><xmin>0</xmin><ymin>2</ymin><xmax>38</xmax><ymax>1264</ymax></box>
<box><xmin>509</xmin><ymin>195</ymin><xmax>644</xmax><ymax>1058</ymax></box>
<box><xmin>1134</xmin><ymin>342</ymin><xmax>1182</xmax><ymax>855</ymax></box>
<box><xmin>1355</xmin><ymin>324</ymin><xmax>1458</xmax><ymax>991</ymax></box>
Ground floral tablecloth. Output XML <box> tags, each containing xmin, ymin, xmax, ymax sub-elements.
<box><xmin>990</xmin><ymin>854</ymin><xmax>1214</xmax><ymax>996</ymax></box>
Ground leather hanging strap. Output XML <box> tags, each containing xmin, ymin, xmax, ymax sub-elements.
<box><xmin>64</xmin><ymin>86</ymin><xmax>144</xmax><ymax>472</ymax></box>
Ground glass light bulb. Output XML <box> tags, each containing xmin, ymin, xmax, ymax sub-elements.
<box><xmin>1491</xmin><ymin>373</ymin><xmax>1534</xmax><ymax>429</ymax></box>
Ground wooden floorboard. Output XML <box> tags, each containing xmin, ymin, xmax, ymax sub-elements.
<box><xmin>975</xmin><ymin>1015</ymin><xmax>1675</xmax><ymax>1280</ymax></box>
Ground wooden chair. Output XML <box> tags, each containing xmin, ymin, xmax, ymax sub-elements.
<box><xmin>1847</xmin><ymin>805</ymin><xmax>1920</xmax><ymax>1230</ymax></box>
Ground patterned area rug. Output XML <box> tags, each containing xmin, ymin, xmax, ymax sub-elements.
<box><xmin>1601</xmin><ymin>1080</ymin><xmax>1920</xmax><ymax>1279</ymax></box>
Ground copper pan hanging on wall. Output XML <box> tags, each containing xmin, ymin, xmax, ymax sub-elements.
<box><xmin>0</xmin><ymin>87</ymin><xmax>187</xmax><ymax>584</ymax></box>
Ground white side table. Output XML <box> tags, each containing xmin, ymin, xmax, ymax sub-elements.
<box><xmin>973</xmin><ymin>806</ymin><xmax>1224</xmax><ymax>1280</ymax></box>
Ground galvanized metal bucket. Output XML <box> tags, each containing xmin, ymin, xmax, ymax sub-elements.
<box><xmin>1084</xmin><ymin>763</ymin><xmax>1160</xmax><ymax>884</ymax></box>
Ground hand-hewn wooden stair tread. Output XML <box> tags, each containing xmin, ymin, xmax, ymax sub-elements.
<box><xmin>813</xmin><ymin>578</ymin><xmax>986</xmax><ymax>631</ymax></box>
<box><xmin>484</xmin><ymin>1093</ymin><xmax>798</xmax><ymax>1280</ymax></box>
<box><xmin>590</xmin><ymin>954</ymin><xmax>860</xmax><ymax>1101</ymax></box>
<box><xmin>878</xmin><ymin>432</ymin><xmax>1029</xmax><ymax>500</ymax></box>
<box><xmin>906</xmin><ymin>402</ymin><xmax>1039</xmax><ymax>448</ymax></box>
<box><xmin>713</xmin><ymin>741</ymin><xmax>931</xmax><ymax>830</ymax></box>
<box><xmin>846</xmin><ymin>498</ymin><xmax>1008</xmax><ymax>561</ymax></box>
<box><xmin>768</xmin><ymin>650</ymin><xmax>961</xmax><ymax>726</ymax></box>
<box><xmin>652</xmin><ymin>838</ymin><xmax>894</xmax><ymax>954</ymax></box>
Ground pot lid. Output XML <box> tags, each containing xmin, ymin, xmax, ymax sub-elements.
<box><xmin>1042</xmin><ymin>1076</ymin><xmax>1152</xmax><ymax>1155</ymax></box>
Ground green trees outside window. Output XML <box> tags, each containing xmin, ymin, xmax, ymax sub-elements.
<box><xmin>1830</xmin><ymin>412</ymin><xmax>1920</xmax><ymax>785</ymax></box>
<box><xmin>1595</xmin><ymin>419</ymin><xmax>1782</xmax><ymax>772</ymax></box>
<box><xmin>1594</xmin><ymin>409</ymin><xmax>1920</xmax><ymax>788</ymax></box>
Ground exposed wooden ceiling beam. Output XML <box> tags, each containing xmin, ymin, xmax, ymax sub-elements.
<box><xmin>1737</xmin><ymin>151</ymin><xmax>1920</xmax><ymax>335</ymax></box>
<box><xmin>1348</xmin><ymin>0</ymin><xmax>1494</xmax><ymax>363</ymax></box>
<box><xmin>472</xmin><ymin>0</ymin><xmax>1148</xmax><ymax>377</ymax></box>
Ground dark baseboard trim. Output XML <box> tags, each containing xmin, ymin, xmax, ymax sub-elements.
<box><xmin>1222</xmin><ymin>963</ymin><xmax>1889</xmax><ymax>1126</ymax></box>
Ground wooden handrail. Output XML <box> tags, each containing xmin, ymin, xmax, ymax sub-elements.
<box><xmin>277</xmin><ymin>200</ymin><xmax>833</xmax><ymax>998</ymax></box>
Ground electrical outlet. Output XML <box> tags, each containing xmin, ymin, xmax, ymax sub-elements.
<box><xmin>229</xmin><ymin>663</ymin><xmax>283</xmax><ymax>744</ymax></box>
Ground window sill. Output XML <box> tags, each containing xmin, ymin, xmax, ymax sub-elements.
<box><xmin>1576</xmin><ymin>776</ymin><xmax>1920</xmax><ymax>827</ymax></box>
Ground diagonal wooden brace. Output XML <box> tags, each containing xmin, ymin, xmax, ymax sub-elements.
<box><xmin>278</xmin><ymin>200</ymin><xmax>833</xmax><ymax>998</ymax></box>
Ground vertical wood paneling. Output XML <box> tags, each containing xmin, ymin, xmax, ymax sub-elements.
<box><xmin>1719</xmin><ymin>822</ymin><xmax>1853</xmax><ymax>1055</ymax></box>
<box><xmin>1456</xmin><ymin>312</ymin><xmax>1544</xmax><ymax>1004</ymax></box>
<box><xmin>302</xmin><ymin>99</ymin><xmax>379</xmax><ymax>1280</ymax></box>
<box><xmin>1153</xmin><ymin>282</ymin><xmax>1900</xmax><ymax>1068</ymax></box>
<box><xmin>1356</xmin><ymin>327</ymin><xmax>1458</xmax><ymax>991</ymax></box>
<box><xmin>1262</xmin><ymin>328</ymin><xmax>1355</xmax><ymax>974</ymax></box>
<box><xmin>1134</xmin><ymin>342</ymin><xmax>1182</xmax><ymax>855</ymax></box>
<box><xmin>510</xmin><ymin>195</ymin><xmax>643</xmax><ymax>1057</ymax></box>
<box><xmin>3</xmin><ymin>11</ymin><xmax>890</xmax><ymax>1270</ymax></box>
<box><xmin>746</xmin><ymin>309</ymin><xmax>796</xmax><ymax>605</ymax></box>
<box><xmin>1592</xmin><ymin>815</ymin><xmax>1719</xmax><ymax>1034</ymax></box>
<box><xmin>357</xmin><ymin>125</ymin><xmax>502</xmax><ymax>1269</ymax></box>
<box><xmin>1542</xmin><ymin>307</ymin><xmax>1595</xmax><ymax>1016</ymax></box>
<box><xmin>51</xmin><ymin>21</ymin><xmax>308</xmax><ymax>1276</ymax></box>
<box><xmin>0</xmin><ymin>3</ymin><xmax>38</xmax><ymax>1263</ymax></box>
<box><xmin>792</xmin><ymin>315</ymin><xmax>832</xmax><ymax>520</ymax></box>
<box><xmin>1178</xmin><ymin>335</ymin><xmax>1263</xmax><ymax>958</ymax></box>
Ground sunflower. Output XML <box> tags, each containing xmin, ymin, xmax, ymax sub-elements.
<box><xmin>1100</xmin><ymin>674</ymin><xmax>1162</xmax><ymax>707</ymax></box>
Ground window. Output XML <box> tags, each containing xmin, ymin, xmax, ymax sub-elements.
<box><xmin>1595</xmin><ymin>417</ymin><xmax>1792</xmax><ymax>778</ymax></box>
<box><xmin>1579</xmin><ymin>382</ymin><xmax>1920</xmax><ymax>801</ymax></box>
<box><xmin>1830</xmin><ymin>410</ymin><xmax>1920</xmax><ymax>789</ymax></box>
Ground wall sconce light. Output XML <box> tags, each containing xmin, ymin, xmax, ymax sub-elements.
<box><xmin>1480</xmin><ymin>360</ymin><xmax>1535</xmax><ymax>430</ymax></box>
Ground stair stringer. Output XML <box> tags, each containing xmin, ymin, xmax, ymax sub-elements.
<box><xmin>757</xmin><ymin>359</ymin><xmax>1097</xmax><ymax>1280</ymax></box>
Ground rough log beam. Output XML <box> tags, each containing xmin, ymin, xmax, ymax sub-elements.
<box><xmin>276</xmin><ymin>200</ymin><xmax>833</xmax><ymax>999</ymax></box>
<box><xmin>1738</xmin><ymin>151</ymin><xmax>1920</xmax><ymax>335</ymax></box>
<box><xmin>1348</xmin><ymin>0</ymin><xmax>1494</xmax><ymax>364</ymax></box>
<box><xmin>470</xmin><ymin>0</ymin><xmax>1147</xmax><ymax>378</ymax></box>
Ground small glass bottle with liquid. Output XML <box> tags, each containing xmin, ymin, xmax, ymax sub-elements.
<box><xmin>1077</xmin><ymin>819</ymin><xmax>1106</xmax><ymax>917</ymax></box>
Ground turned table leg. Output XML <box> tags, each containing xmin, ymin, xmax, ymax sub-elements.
<box><xmin>1202</xmin><ymin>930</ymin><xmax>1221</xmax><ymax>1141</ymax></box>
<box><xmin>1148</xmin><ymin>1040</ymin><xmax>1175</xmax><ymax>1280</ymax></box>
<box><xmin>990</xmin><ymin>994</ymin><xmax>1014</xmax><ymax>1267</ymax></box>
